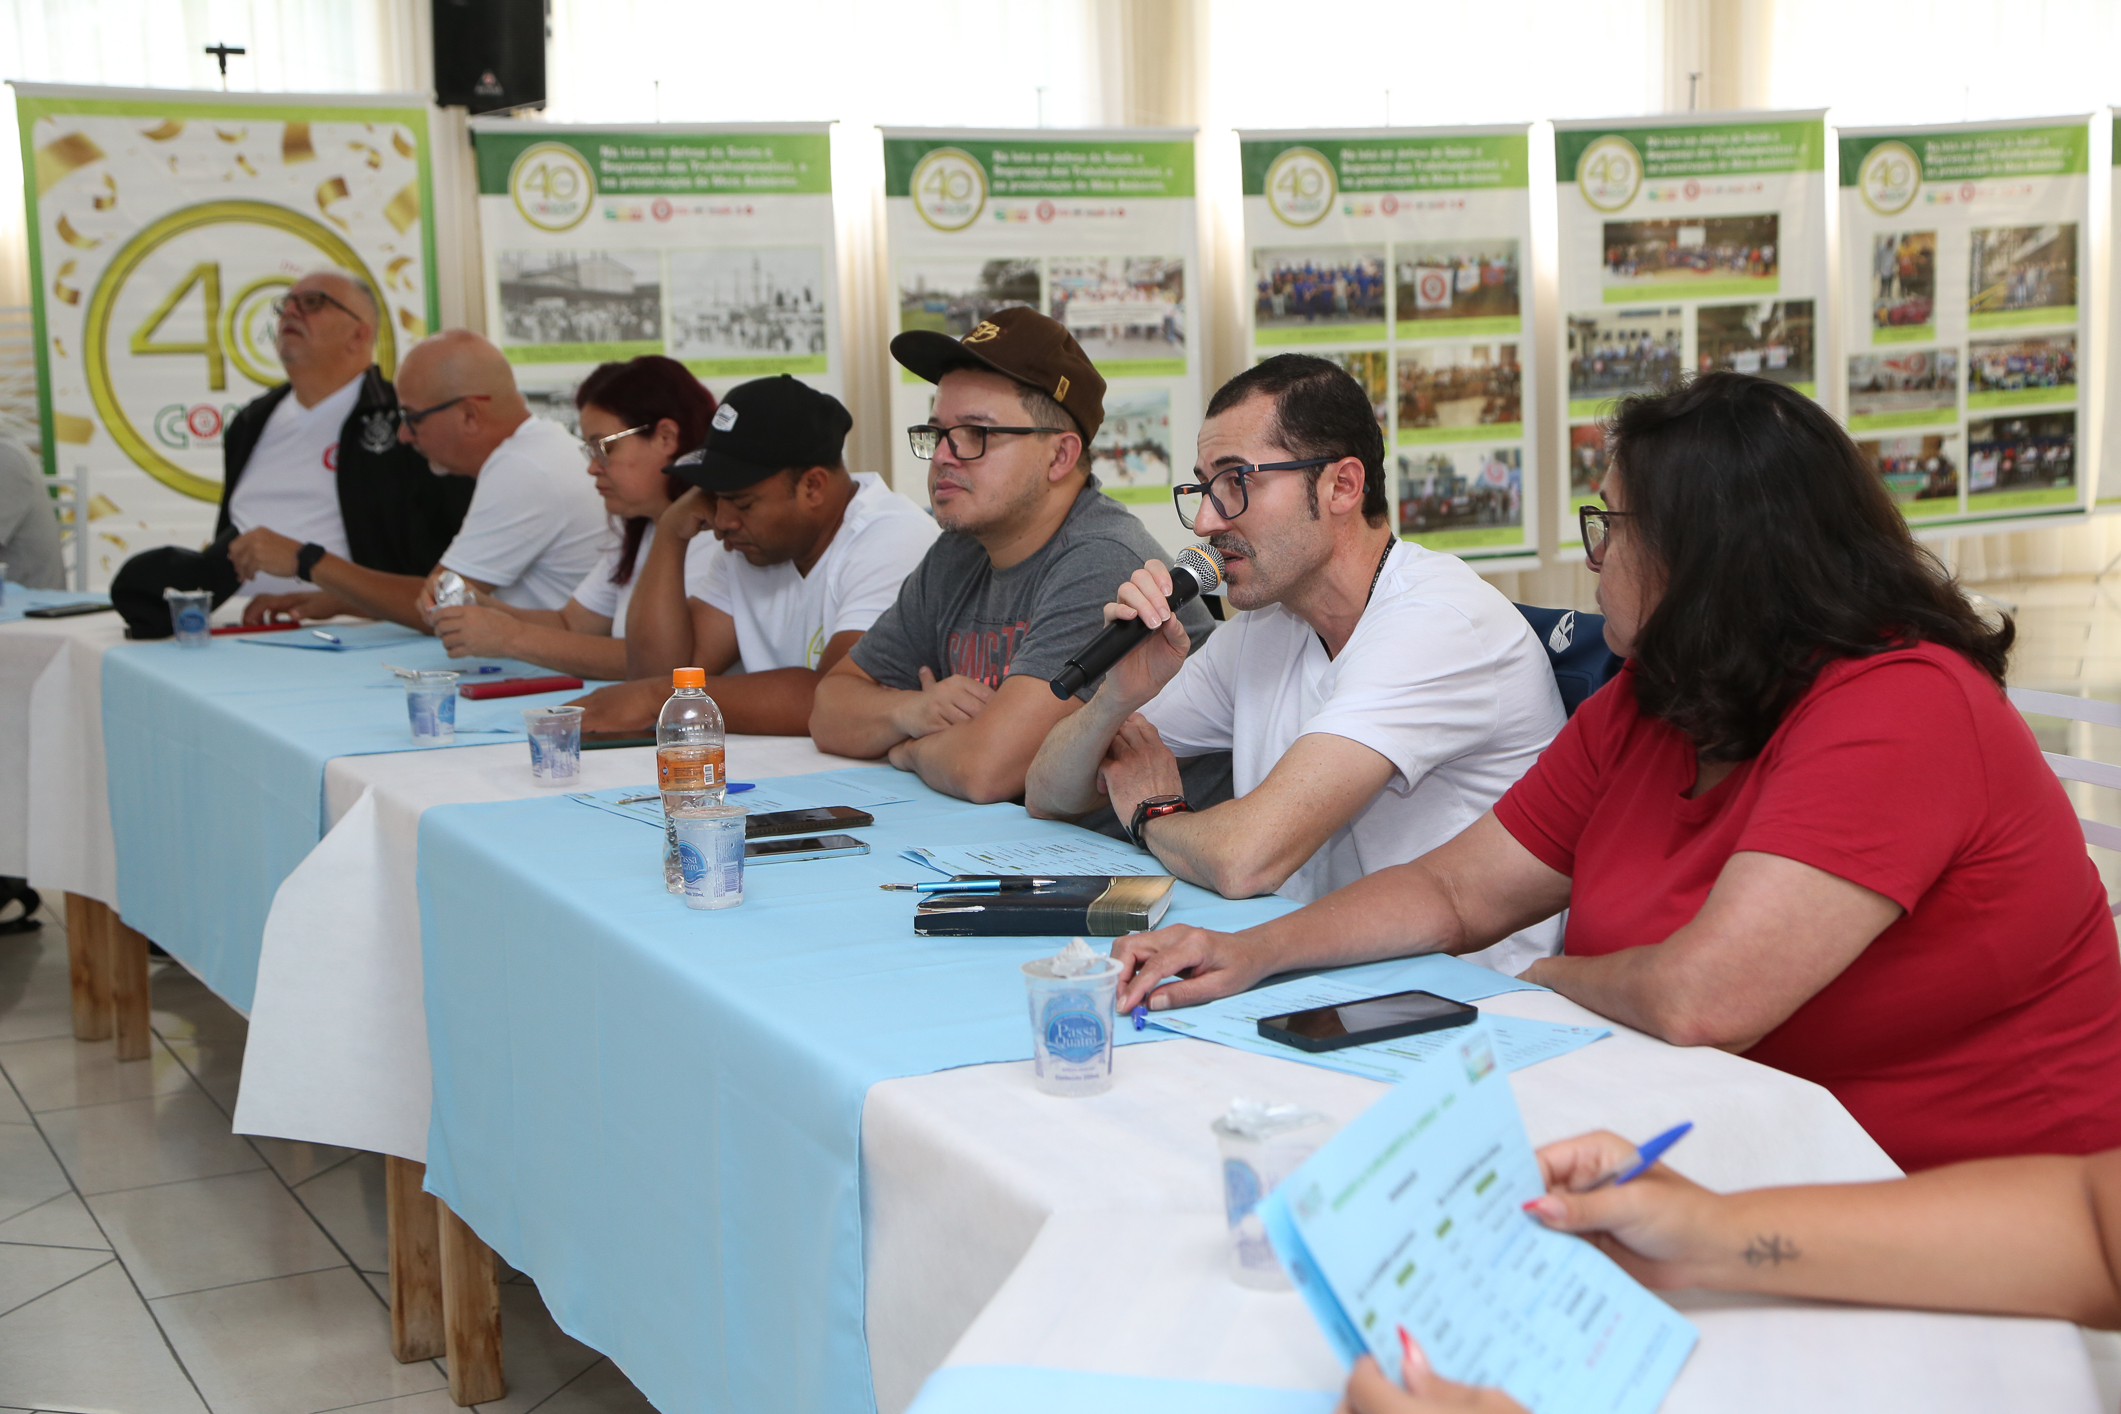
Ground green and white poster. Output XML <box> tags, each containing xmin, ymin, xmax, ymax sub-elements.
<box><xmin>13</xmin><ymin>83</ymin><xmax>438</xmax><ymax>583</ymax></box>
<box><xmin>1839</xmin><ymin>117</ymin><xmax>2090</xmax><ymax>530</ymax></box>
<box><xmin>1239</xmin><ymin>127</ymin><xmax>1535</xmax><ymax>564</ymax></box>
<box><xmin>471</xmin><ymin>120</ymin><xmax>840</xmax><ymax>418</ymax></box>
<box><xmin>1554</xmin><ymin>111</ymin><xmax>1827</xmax><ymax>555</ymax></box>
<box><xmin>882</xmin><ymin>127</ymin><xmax>1199</xmax><ymax>544</ymax></box>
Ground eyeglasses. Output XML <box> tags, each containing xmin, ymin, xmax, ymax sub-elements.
<box><xmin>1171</xmin><ymin>459</ymin><xmax>1332</xmax><ymax>531</ymax></box>
<box><xmin>1578</xmin><ymin>506</ymin><xmax>1637</xmax><ymax>568</ymax></box>
<box><xmin>271</xmin><ymin>289</ymin><xmax>365</xmax><ymax>324</ymax></box>
<box><xmin>581</xmin><ymin>424</ymin><xmax>651</xmax><ymax>465</ymax></box>
<box><xmin>907</xmin><ymin>423</ymin><xmax>1068</xmax><ymax>461</ymax></box>
<box><xmin>393</xmin><ymin>393</ymin><xmax>490</xmax><ymax>431</ymax></box>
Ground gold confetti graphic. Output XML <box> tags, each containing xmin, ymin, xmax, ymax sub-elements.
<box><xmin>91</xmin><ymin>174</ymin><xmax>117</xmax><ymax>210</ymax></box>
<box><xmin>99</xmin><ymin>531</ymin><xmax>129</xmax><ymax>553</ymax></box>
<box><xmin>53</xmin><ymin>337</ymin><xmax>66</xmax><ymax>357</ymax></box>
<box><xmin>55</xmin><ymin>214</ymin><xmax>100</xmax><ymax>249</ymax></box>
<box><xmin>34</xmin><ymin>133</ymin><xmax>105</xmax><ymax>196</ymax></box>
<box><xmin>398</xmin><ymin>306</ymin><xmax>425</xmax><ymax>335</ymax></box>
<box><xmin>383</xmin><ymin>181</ymin><xmax>420</xmax><ymax>234</ymax></box>
<box><xmin>282</xmin><ymin>122</ymin><xmax>314</xmax><ymax>164</ymax></box>
<box><xmin>215</xmin><ymin>126</ymin><xmax>246</xmax><ymax>143</ymax></box>
<box><xmin>88</xmin><ymin>492</ymin><xmax>122</xmax><ymax>520</ymax></box>
<box><xmin>384</xmin><ymin>255</ymin><xmax>416</xmax><ymax>292</ymax></box>
<box><xmin>349</xmin><ymin>141</ymin><xmax>382</xmax><ymax>171</ymax></box>
<box><xmin>315</xmin><ymin>175</ymin><xmax>352</xmax><ymax>229</ymax></box>
<box><xmin>391</xmin><ymin>130</ymin><xmax>415</xmax><ymax>159</ymax></box>
<box><xmin>52</xmin><ymin>260</ymin><xmax>80</xmax><ymax>305</ymax></box>
<box><xmin>236</xmin><ymin>154</ymin><xmax>258</xmax><ymax>176</ymax></box>
<box><xmin>141</xmin><ymin>119</ymin><xmax>183</xmax><ymax>141</ymax></box>
<box><xmin>52</xmin><ymin>411</ymin><xmax>94</xmax><ymax>444</ymax></box>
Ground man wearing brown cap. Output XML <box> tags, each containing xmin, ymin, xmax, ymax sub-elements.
<box><xmin>810</xmin><ymin>307</ymin><xmax>1213</xmax><ymax>804</ymax></box>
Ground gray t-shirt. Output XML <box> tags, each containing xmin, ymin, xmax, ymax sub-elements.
<box><xmin>850</xmin><ymin>478</ymin><xmax>1214</xmax><ymax>699</ymax></box>
<box><xmin>0</xmin><ymin>432</ymin><xmax>64</xmax><ymax>589</ymax></box>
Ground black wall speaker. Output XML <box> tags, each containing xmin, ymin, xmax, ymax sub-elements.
<box><xmin>432</xmin><ymin>0</ymin><xmax>547</xmax><ymax>114</ymax></box>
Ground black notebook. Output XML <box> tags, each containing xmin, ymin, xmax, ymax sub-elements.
<box><xmin>912</xmin><ymin>875</ymin><xmax>1177</xmax><ymax>937</ymax></box>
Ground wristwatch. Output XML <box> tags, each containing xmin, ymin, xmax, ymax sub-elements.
<box><xmin>1128</xmin><ymin>794</ymin><xmax>1191</xmax><ymax>846</ymax></box>
<box><xmin>295</xmin><ymin>542</ymin><xmax>327</xmax><ymax>583</ymax></box>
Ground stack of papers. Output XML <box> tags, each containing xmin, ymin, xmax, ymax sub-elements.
<box><xmin>901</xmin><ymin>833</ymin><xmax>1162</xmax><ymax>878</ymax></box>
<box><xmin>568</xmin><ymin>771</ymin><xmax>918</xmax><ymax>829</ymax></box>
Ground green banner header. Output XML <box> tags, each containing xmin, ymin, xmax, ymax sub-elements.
<box><xmin>1240</xmin><ymin>134</ymin><xmax>1528</xmax><ymax>194</ymax></box>
<box><xmin>1557</xmin><ymin>120</ymin><xmax>1823</xmax><ymax>181</ymax></box>
<box><xmin>1838</xmin><ymin>125</ymin><xmax>2089</xmax><ymax>185</ymax></box>
<box><xmin>883</xmin><ymin>138</ymin><xmax>1193</xmax><ymax>198</ymax></box>
<box><xmin>474</xmin><ymin>130</ymin><xmax>831</xmax><ymax>196</ymax></box>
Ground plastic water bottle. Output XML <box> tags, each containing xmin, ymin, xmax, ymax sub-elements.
<box><xmin>657</xmin><ymin>667</ymin><xmax>726</xmax><ymax>892</ymax></box>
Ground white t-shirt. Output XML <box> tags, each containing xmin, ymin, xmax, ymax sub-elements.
<box><xmin>226</xmin><ymin>374</ymin><xmax>363</xmax><ymax>595</ymax></box>
<box><xmin>570</xmin><ymin>520</ymin><xmax>653</xmax><ymax>638</ymax></box>
<box><xmin>683</xmin><ymin>473</ymin><xmax>938</xmax><ymax>670</ymax></box>
<box><xmin>440</xmin><ymin>416</ymin><xmax>608</xmax><ymax>611</ymax></box>
<box><xmin>1140</xmin><ymin>540</ymin><xmax>1567</xmax><ymax>974</ymax></box>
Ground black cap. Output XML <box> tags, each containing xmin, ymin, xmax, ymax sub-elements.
<box><xmin>670</xmin><ymin>375</ymin><xmax>852</xmax><ymax>493</ymax></box>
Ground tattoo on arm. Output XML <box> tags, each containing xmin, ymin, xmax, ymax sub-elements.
<box><xmin>1742</xmin><ymin>1234</ymin><xmax>1801</xmax><ymax>1267</ymax></box>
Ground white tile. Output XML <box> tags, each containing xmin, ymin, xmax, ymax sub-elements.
<box><xmin>0</xmin><ymin>1079</ymin><xmax>29</xmax><ymax>1126</ymax></box>
<box><xmin>0</xmin><ymin>1033</ymin><xmax>195</xmax><ymax>1113</ymax></box>
<box><xmin>0</xmin><ymin>1260</ymin><xmax>209</xmax><ymax>1413</ymax></box>
<box><xmin>313</xmin><ymin>1395</ymin><xmax>459</xmax><ymax>1414</ymax></box>
<box><xmin>149</xmin><ymin>965</ymin><xmax>249</xmax><ymax>1044</ymax></box>
<box><xmin>0</xmin><ymin>936</ymin><xmax>78</xmax><ymax>1046</ymax></box>
<box><xmin>294</xmin><ymin>1150</ymin><xmax>387</xmax><ymax>1273</ymax></box>
<box><xmin>534</xmin><ymin>1358</ymin><xmax>662</xmax><ymax>1414</ymax></box>
<box><xmin>152</xmin><ymin>1266</ymin><xmax>445</xmax><ymax>1414</ymax></box>
<box><xmin>36</xmin><ymin>1089</ymin><xmax>265</xmax><ymax>1196</ymax></box>
<box><xmin>442</xmin><ymin>1281</ymin><xmax>602</xmax><ymax>1414</ymax></box>
<box><xmin>0</xmin><ymin>1127</ymin><xmax>68</xmax><ymax>1226</ymax></box>
<box><xmin>252</xmin><ymin>1135</ymin><xmax>360</xmax><ymax>1187</ymax></box>
<box><xmin>163</xmin><ymin>1034</ymin><xmax>246</xmax><ymax>1114</ymax></box>
<box><xmin>0</xmin><ymin>1193</ymin><xmax>107</xmax><ymax>1250</ymax></box>
<box><xmin>0</xmin><ymin>1244</ymin><xmax>111</xmax><ymax>1316</ymax></box>
<box><xmin>86</xmin><ymin>1169</ymin><xmax>346</xmax><ymax>1300</ymax></box>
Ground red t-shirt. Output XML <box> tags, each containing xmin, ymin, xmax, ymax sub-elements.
<box><xmin>1494</xmin><ymin>643</ymin><xmax>2121</xmax><ymax>1171</ymax></box>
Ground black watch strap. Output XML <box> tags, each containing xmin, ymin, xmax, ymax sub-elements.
<box><xmin>1128</xmin><ymin>794</ymin><xmax>1190</xmax><ymax>845</ymax></box>
<box><xmin>295</xmin><ymin>542</ymin><xmax>327</xmax><ymax>583</ymax></box>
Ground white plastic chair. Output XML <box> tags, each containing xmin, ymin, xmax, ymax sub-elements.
<box><xmin>2008</xmin><ymin>686</ymin><xmax>2121</xmax><ymax>916</ymax></box>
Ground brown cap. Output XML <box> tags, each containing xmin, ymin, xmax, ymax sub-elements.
<box><xmin>890</xmin><ymin>306</ymin><xmax>1105</xmax><ymax>447</ymax></box>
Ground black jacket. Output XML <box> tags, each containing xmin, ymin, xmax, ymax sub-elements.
<box><xmin>213</xmin><ymin>365</ymin><xmax>473</xmax><ymax>576</ymax></box>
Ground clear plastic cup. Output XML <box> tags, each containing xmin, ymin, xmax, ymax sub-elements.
<box><xmin>1020</xmin><ymin>954</ymin><xmax>1121</xmax><ymax>1097</ymax></box>
<box><xmin>672</xmin><ymin>803</ymin><xmax>746</xmax><ymax>910</ymax></box>
<box><xmin>405</xmin><ymin>670</ymin><xmax>460</xmax><ymax>743</ymax></box>
<box><xmin>163</xmin><ymin>587</ymin><xmax>212</xmax><ymax>647</ymax></box>
<box><xmin>1212</xmin><ymin>1101</ymin><xmax>1334</xmax><ymax>1289</ymax></box>
<box><xmin>0</xmin><ymin>561</ymin><xmax>9</xmax><ymax>605</ymax></box>
<box><xmin>523</xmin><ymin>705</ymin><xmax>585</xmax><ymax>786</ymax></box>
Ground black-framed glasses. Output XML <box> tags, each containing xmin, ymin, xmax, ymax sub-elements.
<box><xmin>581</xmin><ymin>423</ymin><xmax>651</xmax><ymax>465</ymax></box>
<box><xmin>1579</xmin><ymin>505</ymin><xmax>1637</xmax><ymax>568</ymax></box>
<box><xmin>393</xmin><ymin>393</ymin><xmax>490</xmax><ymax>431</ymax></box>
<box><xmin>1171</xmin><ymin>459</ymin><xmax>1332</xmax><ymax>531</ymax></box>
<box><xmin>907</xmin><ymin>423</ymin><xmax>1068</xmax><ymax>461</ymax></box>
<box><xmin>271</xmin><ymin>289</ymin><xmax>365</xmax><ymax>324</ymax></box>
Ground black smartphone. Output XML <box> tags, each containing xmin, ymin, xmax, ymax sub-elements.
<box><xmin>745</xmin><ymin>806</ymin><xmax>874</xmax><ymax>839</ymax></box>
<box><xmin>743</xmin><ymin>833</ymin><xmax>870</xmax><ymax>865</ymax></box>
<box><xmin>21</xmin><ymin>601</ymin><xmax>113</xmax><ymax>618</ymax></box>
<box><xmin>1255</xmin><ymin>989</ymin><xmax>1477</xmax><ymax>1053</ymax></box>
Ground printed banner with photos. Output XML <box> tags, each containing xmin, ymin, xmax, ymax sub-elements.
<box><xmin>1839</xmin><ymin>118</ymin><xmax>2091</xmax><ymax>531</ymax></box>
<box><xmin>13</xmin><ymin>82</ymin><xmax>439</xmax><ymax>585</ymax></box>
<box><xmin>470</xmin><ymin>120</ymin><xmax>840</xmax><ymax>424</ymax></box>
<box><xmin>1239</xmin><ymin>127</ymin><xmax>1537</xmax><ymax>564</ymax></box>
<box><xmin>882</xmin><ymin>127</ymin><xmax>1201</xmax><ymax>546</ymax></box>
<box><xmin>1554</xmin><ymin>111</ymin><xmax>1827</xmax><ymax>557</ymax></box>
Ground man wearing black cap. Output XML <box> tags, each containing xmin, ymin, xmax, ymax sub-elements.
<box><xmin>568</xmin><ymin>374</ymin><xmax>936</xmax><ymax>735</ymax></box>
<box><xmin>810</xmin><ymin>307</ymin><xmax>1214</xmax><ymax>804</ymax></box>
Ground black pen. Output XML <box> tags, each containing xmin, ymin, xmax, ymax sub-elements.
<box><xmin>880</xmin><ymin>877</ymin><xmax>1061</xmax><ymax>894</ymax></box>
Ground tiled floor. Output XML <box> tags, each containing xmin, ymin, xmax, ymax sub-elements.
<box><xmin>0</xmin><ymin>908</ymin><xmax>660</xmax><ymax>1414</ymax></box>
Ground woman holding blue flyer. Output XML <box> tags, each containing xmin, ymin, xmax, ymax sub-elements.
<box><xmin>1112</xmin><ymin>372</ymin><xmax>2121</xmax><ymax>1173</ymax></box>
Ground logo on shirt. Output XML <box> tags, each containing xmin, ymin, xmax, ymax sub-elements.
<box><xmin>322</xmin><ymin>444</ymin><xmax>338</xmax><ymax>472</ymax></box>
<box><xmin>946</xmin><ymin>619</ymin><xmax>1030</xmax><ymax>688</ymax></box>
<box><xmin>1548</xmin><ymin>611</ymin><xmax>1576</xmax><ymax>653</ymax></box>
<box><xmin>360</xmin><ymin>411</ymin><xmax>396</xmax><ymax>454</ymax></box>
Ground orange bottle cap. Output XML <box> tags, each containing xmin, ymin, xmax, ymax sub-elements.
<box><xmin>672</xmin><ymin>667</ymin><xmax>707</xmax><ymax>689</ymax></box>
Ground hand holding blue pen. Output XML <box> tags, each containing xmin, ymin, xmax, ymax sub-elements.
<box><xmin>1611</xmin><ymin>1121</ymin><xmax>1693</xmax><ymax>1186</ymax></box>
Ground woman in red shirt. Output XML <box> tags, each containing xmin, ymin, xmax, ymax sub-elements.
<box><xmin>1113</xmin><ymin>372</ymin><xmax>2121</xmax><ymax>1171</ymax></box>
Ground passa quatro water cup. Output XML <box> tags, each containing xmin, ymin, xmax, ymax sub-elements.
<box><xmin>1211</xmin><ymin>1099</ymin><xmax>1334</xmax><ymax>1289</ymax></box>
<box><xmin>405</xmin><ymin>670</ymin><xmax>459</xmax><ymax>743</ymax></box>
<box><xmin>1021</xmin><ymin>940</ymin><xmax>1121</xmax><ymax>1097</ymax></box>
<box><xmin>163</xmin><ymin>587</ymin><xmax>212</xmax><ymax>647</ymax></box>
<box><xmin>522</xmin><ymin>704</ymin><xmax>585</xmax><ymax>786</ymax></box>
<box><xmin>672</xmin><ymin>802</ymin><xmax>746</xmax><ymax>910</ymax></box>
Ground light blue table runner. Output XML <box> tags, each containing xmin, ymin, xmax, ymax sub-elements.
<box><xmin>103</xmin><ymin>621</ymin><xmax>596</xmax><ymax>1009</ymax></box>
<box><xmin>417</xmin><ymin>769</ymin><xmax>1328</xmax><ymax>1414</ymax></box>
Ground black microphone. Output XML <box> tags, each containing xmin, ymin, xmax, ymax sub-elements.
<box><xmin>1049</xmin><ymin>545</ymin><xmax>1225</xmax><ymax>699</ymax></box>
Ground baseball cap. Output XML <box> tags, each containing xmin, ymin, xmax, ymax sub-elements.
<box><xmin>890</xmin><ymin>305</ymin><xmax>1105</xmax><ymax>446</ymax></box>
<box><xmin>669</xmin><ymin>375</ymin><xmax>852</xmax><ymax>493</ymax></box>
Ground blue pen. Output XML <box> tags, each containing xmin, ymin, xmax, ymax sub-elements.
<box><xmin>310</xmin><ymin>629</ymin><xmax>342</xmax><ymax>645</ymax></box>
<box><xmin>1613</xmin><ymin>1121</ymin><xmax>1693</xmax><ymax>1185</ymax></box>
<box><xmin>727</xmin><ymin>782</ymin><xmax>755</xmax><ymax>793</ymax></box>
<box><xmin>1131</xmin><ymin>1005</ymin><xmax>1147</xmax><ymax>1031</ymax></box>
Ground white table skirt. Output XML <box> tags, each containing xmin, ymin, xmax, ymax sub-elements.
<box><xmin>0</xmin><ymin>612</ymin><xmax>128</xmax><ymax>905</ymax></box>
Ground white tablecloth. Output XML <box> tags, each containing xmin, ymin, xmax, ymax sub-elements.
<box><xmin>0</xmin><ymin>611</ymin><xmax>129</xmax><ymax>905</ymax></box>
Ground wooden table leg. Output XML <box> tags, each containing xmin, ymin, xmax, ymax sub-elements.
<box><xmin>437</xmin><ymin>1199</ymin><xmax>505</xmax><ymax>1405</ymax></box>
<box><xmin>107</xmin><ymin>916</ymin><xmax>152</xmax><ymax>1062</ymax></box>
<box><xmin>63</xmin><ymin>893</ymin><xmax>113</xmax><ymax>1042</ymax></box>
<box><xmin>386</xmin><ymin>1156</ymin><xmax>445</xmax><ymax>1362</ymax></box>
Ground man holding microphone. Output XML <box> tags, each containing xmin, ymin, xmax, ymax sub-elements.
<box><xmin>1025</xmin><ymin>354</ymin><xmax>1564</xmax><ymax>972</ymax></box>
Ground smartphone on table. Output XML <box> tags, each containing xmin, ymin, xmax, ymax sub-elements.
<box><xmin>1255</xmin><ymin>989</ymin><xmax>1477</xmax><ymax>1053</ymax></box>
<box><xmin>743</xmin><ymin>834</ymin><xmax>870</xmax><ymax>865</ymax></box>
<box><xmin>745</xmin><ymin>806</ymin><xmax>874</xmax><ymax>839</ymax></box>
